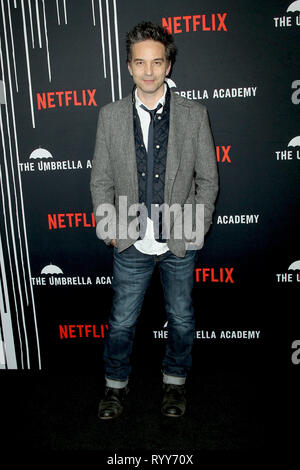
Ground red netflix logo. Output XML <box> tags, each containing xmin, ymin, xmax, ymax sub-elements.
<box><xmin>216</xmin><ymin>145</ymin><xmax>231</xmax><ymax>163</ymax></box>
<box><xmin>59</xmin><ymin>324</ymin><xmax>109</xmax><ymax>339</ymax></box>
<box><xmin>195</xmin><ymin>268</ymin><xmax>234</xmax><ymax>283</ymax></box>
<box><xmin>48</xmin><ymin>212</ymin><xmax>96</xmax><ymax>230</ymax></box>
<box><xmin>162</xmin><ymin>13</ymin><xmax>228</xmax><ymax>34</ymax></box>
<box><xmin>37</xmin><ymin>89</ymin><xmax>97</xmax><ymax>110</ymax></box>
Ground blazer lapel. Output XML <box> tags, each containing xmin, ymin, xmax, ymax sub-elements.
<box><xmin>118</xmin><ymin>96</ymin><xmax>139</xmax><ymax>201</ymax></box>
<box><xmin>164</xmin><ymin>92</ymin><xmax>190</xmax><ymax>205</ymax></box>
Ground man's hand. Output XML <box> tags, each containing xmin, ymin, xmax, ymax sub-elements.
<box><xmin>110</xmin><ymin>239</ymin><xmax>117</xmax><ymax>247</ymax></box>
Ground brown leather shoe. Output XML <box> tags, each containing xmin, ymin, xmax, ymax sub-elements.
<box><xmin>161</xmin><ymin>383</ymin><xmax>186</xmax><ymax>417</ymax></box>
<box><xmin>98</xmin><ymin>386</ymin><xmax>129</xmax><ymax>420</ymax></box>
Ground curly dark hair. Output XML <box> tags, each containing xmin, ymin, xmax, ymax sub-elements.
<box><xmin>126</xmin><ymin>21</ymin><xmax>177</xmax><ymax>64</ymax></box>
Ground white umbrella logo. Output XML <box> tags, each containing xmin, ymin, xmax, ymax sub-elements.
<box><xmin>165</xmin><ymin>78</ymin><xmax>177</xmax><ymax>89</ymax></box>
<box><xmin>29</xmin><ymin>148</ymin><xmax>53</xmax><ymax>159</ymax></box>
<box><xmin>287</xmin><ymin>136</ymin><xmax>300</xmax><ymax>147</ymax></box>
<box><xmin>287</xmin><ymin>0</ymin><xmax>300</xmax><ymax>12</ymax></box>
<box><xmin>41</xmin><ymin>263</ymin><xmax>63</xmax><ymax>275</ymax></box>
<box><xmin>288</xmin><ymin>260</ymin><xmax>300</xmax><ymax>270</ymax></box>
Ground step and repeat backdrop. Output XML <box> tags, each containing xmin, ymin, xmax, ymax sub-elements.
<box><xmin>0</xmin><ymin>0</ymin><xmax>299</xmax><ymax>372</ymax></box>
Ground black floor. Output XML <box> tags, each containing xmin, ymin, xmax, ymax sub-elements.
<box><xmin>1</xmin><ymin>361</ymin><xmax>266</xmax><ymax>461</ymax></box>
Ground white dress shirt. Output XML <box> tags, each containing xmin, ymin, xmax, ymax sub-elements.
<box><xmin>133</xmin><ymin>85</ymin><xmax>169</xmax><ymax>255</ymax></box>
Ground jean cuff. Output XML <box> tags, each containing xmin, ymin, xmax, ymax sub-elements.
<box><xmin>105</xmin><ymin>377</ymin><xmax>128</xmax><ymax>389</ymax></box>
<box><xmin>163</xmin><ymin>373</ymin><xmax>186</xmax><ymax>385</ymax></box>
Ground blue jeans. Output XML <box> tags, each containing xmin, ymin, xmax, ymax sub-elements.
<box><xmin>103</xmin><ymin>244</ymin><xmax>197</xmax><ymax>388</ymax></box>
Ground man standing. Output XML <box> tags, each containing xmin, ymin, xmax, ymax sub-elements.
<box><xmin>90</xmin><ymin>22</ymin><xmax>218</xmax><ymax>419</ymax></box>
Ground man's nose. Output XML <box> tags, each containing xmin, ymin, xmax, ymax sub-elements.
<box><xmin>145</xmin><ymin>63</ymin><xmax>153</xmax><ymax>75</ymax></box>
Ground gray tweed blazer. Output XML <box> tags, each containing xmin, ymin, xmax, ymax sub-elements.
<box><xmin>90</xmin><ymin>90</ymin><xmax>219</xmax><ymax>257</ymax></box>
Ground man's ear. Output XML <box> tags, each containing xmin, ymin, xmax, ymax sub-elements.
<box><xmin>127</xmin><ymin>62</ymin><xmax>133</xmax><ymax>76</ymax></box>
<box><xmin>166</xmin><ymin>61</ymin><xmax>172</xmax><ymax>76</ymax></box>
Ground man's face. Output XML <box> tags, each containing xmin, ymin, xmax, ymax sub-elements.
<box><xmin>128</xmin><ymin>39</ymin><xmax>171</xmax><ymax>99</ymax></box>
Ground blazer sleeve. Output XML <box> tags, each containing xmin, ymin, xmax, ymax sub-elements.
<box><xmin>90</xmin><ymin>107</ymin><xmax>115</xmax><ymax>245</ymax></box>
<box><xmin>195</xmin><ymin>106</ymin><xmax>219</xmax><ymax>236</ymax></box>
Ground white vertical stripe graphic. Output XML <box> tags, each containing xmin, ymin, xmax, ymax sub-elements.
<box><xmin>98</xmin><ymin>0</ymin><xmax>107</xmax><ymax>78</ymax></box>
<box><xmin>91</xmin><ymin>0</ymin><xmax>95</xmax><ymax>26</ymax></box>
<box><xmin>63</xmin><ymin>0</ymin><xmax>68</xmax><ymax>24</ymax></box>
<box><xmin>56</xmin><ymin>0</ymin><xmax>61</xmax><ymax>25</ymax></box>
<box><xmin>106</xmin><ymin>0</ymin><xmax>115</xmax><ymax>102</ymax></box>
<box><xmin>7</xmin><ymin>0</ymin><xmax>19</xmax><ymax>92</ymax></box>
<box><xmin>20</xmin><ymin>0</ymin><xmax>35</xmax><ymax>128</ymax></box>
<box><xmin>0</xmin><ymin>0</ymin><xmax>124</xmax><ymax>369</ymax></box>
<box><xmin>0</xmin><ymin>34</ymin><xmax>30</xmax><ymax>368</ymax></box>
<box><xmin>0</xmin><ymin>161</ymin><xmax>24</xmax><ymax>369</ymax></box>
<box><xmin>41</xmin><ymin>0</ymin><xmax>52</xmax><ymax>83</ymax></box>
<box><xmin>0</xmin><ymin>11</ymin><xmax>30</xmax><ymax>308</ymax></box>
<box><xmin>0</xmin><ymin>4</ymin><xmax>42</xmax><ymax>369</ymax></box>
<box><xmin>28</xmin><ymin>0</ymin><xmax>35</xmax><ymax>48</ymax></box>
<box><xmin>0</xmin><ymin>329</ymin><xmax>7</xmax><ymax>369</ymax></box>
<box><xmin>0</xmin><ymin>198</ymin><xmax>18</xmax><ymax>369</ymax></box>
<box><xmin>35</xmin><ymin>0</ymin><xmax>42</xmax><ymax>48</ymax></box>
<box><xmin>113</xmin><ymin>0</ymin><xmax>122</xmax><ymax>99</ymax></box>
